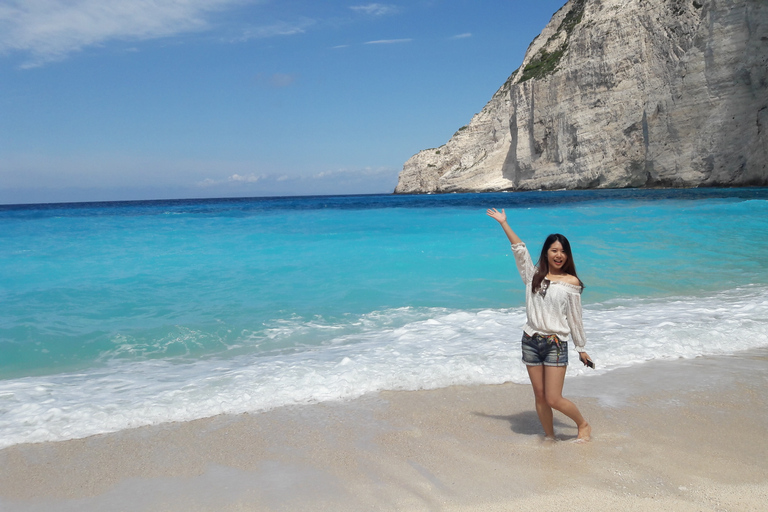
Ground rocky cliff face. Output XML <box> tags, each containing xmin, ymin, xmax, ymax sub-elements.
<box><xmin>394</xmin><ymin>0</ymin><xmax>768</xmax><ymax>194</ymax></box>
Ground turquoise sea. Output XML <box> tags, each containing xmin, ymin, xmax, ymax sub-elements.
<box><xmin>1</xmin><ymin>188</ymin><xmax>768</xmax><ymax>448</ymax></box>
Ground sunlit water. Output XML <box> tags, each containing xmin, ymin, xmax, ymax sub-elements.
<box><xmin>1</xmin><ymin>188</ymin><xmax>767</xmax><ymax>448</ymax></box>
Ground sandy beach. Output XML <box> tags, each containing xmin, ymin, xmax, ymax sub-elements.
<box><xmin>1</xmin><ymin>348</ymin><xmax>767</xmax><ymax>512</ymax></box>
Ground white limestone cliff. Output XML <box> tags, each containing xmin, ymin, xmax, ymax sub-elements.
<box><xmin>394</xmin><ymin>0</ymin><xmax>768</xmax><ymax>194</ymax></box>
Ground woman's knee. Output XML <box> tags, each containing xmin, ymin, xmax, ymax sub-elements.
<box><xmin>544</xmin><ymin>394</ymin><xmax>563</xmax><ymax>409</ymax></box>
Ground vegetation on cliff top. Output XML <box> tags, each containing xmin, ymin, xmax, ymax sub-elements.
<box><xmin>519</xmin><ymin>0</ymin><xmax>586</xmax><ymax>83</ymax></box>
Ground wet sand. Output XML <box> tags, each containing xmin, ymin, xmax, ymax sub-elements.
<box><xmin>1</xmin><ymin>349</ymin><xmax>767</xmax><ymax>511</ymax></box>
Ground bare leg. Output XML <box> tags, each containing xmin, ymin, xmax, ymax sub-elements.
<box><xmin>543</xmin><ymin>366</ymin><xmax>591</xmax><ymax>441</ymax></box>
<box><xmin>526</xmin><ymin>365</ymin><xmax>555</xmax><ymax>439</ymax></box>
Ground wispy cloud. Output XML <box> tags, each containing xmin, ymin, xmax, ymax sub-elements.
<box><xmin>349</xmin><ymin>4</ymin><xmax>398</xmax><ymax>16</ymax></box>
<box><xmin>268</xmin><ymin>72</ymin><xmax>296</xmax><ymax>88</ymax></box>
<box><xmin>197</xmin><ymin>174</ymin><xmax>257</xmax><ymax>187</ymax></box>
<box><xmin>364</xmin><ymin>38</ymin><xmax>412</xmax><ymax>45</ymax></box>
<box><xmin>451</xmin><ymin>32</ymin><xmax>472</xmax><ymax>39</ymax></box>
<box><xmin>0</xmin><ymin>0</ymin><xmax>257</xmax><ymax>68</ymax></box>
<box><xmin>229</xmin><ymin>173</ymin><xmax>265</xmax><ymax>183</ymax></box>
<box><xmin>0</xmin><ymin>151</ymin><xmax>399</xmax><ymax>200</ymax></box>
<box><xmin>196</xmin><ymin>167</ymin><xmax>399</xmax><ymax>192</ymax></box>
<box><xmin>233</xmin><ymin>18</ymin><xmax>315</xmax><ymax>43</ymax></box>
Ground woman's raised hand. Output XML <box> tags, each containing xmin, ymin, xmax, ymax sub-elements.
<box><xmin>486</xmin><ymin>208</ymin><xmax>523</xmax><ymax>245</ymax></box>
<box><xmin>486</xmin><ymin>208</ymin><xmax>507</xmax><ymax>223</ymax></box>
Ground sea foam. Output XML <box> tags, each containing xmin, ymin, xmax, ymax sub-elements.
<box><xmin>1</xmin><ymin>285</ymin><xmax>766</xmax><ymax>449</ymax></box>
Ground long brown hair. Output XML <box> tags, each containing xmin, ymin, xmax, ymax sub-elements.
<box><xmin>531</xmin><ymin>233</ymin><xmax>583</xmax><ymax>293</ymax></box>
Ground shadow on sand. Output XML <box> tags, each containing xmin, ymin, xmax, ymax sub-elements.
<box><xmin>473</xmin><ymin>410</ymin><xmax>574</xmax><ymax>439</ymax></box>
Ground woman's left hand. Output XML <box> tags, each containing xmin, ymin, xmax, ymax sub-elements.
<box><xmin>579</xmin><ymin>352</ymin><xmax>594</xmax><ymax>367</ymax></box>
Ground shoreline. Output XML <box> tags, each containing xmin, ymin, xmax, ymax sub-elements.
<box><xmin>2</xmin><ymin>349</ymin><xmax>767</xmax><ymax>511</ymax></box>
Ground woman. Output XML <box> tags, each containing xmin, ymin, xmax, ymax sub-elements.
<box><xmin>487</xmin><ymin>208</ymin><xmax>592</xmax><ymax>442</ymax></box>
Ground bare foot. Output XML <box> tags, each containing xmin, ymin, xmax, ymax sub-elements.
<box><xmin>575</xmin><ymin>422</ymin><xmax>591</xmax><ymax>443</ymax></box>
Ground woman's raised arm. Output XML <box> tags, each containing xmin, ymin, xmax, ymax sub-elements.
<box><xmin>486</xmin><ymin>208</ymin><xmax>523</xmax><ymax>245</ymax></box>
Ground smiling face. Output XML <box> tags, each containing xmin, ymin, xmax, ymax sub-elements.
<box><xmin>547</xmin><ymin>240</ymin><xmax>568</xmax><ymax>273</ymax></box>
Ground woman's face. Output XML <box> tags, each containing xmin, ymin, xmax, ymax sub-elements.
<box><xmin>547</xmin><ymin>240</ymin><xmax>568</xmax><ymax>272</ymax></box>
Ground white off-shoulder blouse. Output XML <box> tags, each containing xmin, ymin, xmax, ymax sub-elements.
<box><xmin>510</xmin><ymin>243</ymin><xmax>587</xmax><ymax>352</ymax></box>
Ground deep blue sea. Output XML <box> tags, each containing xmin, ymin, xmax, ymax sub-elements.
<box><xmin>2</xmin><ymin>188</ymin><xmax>768</xmax><ymax>448</ymax></box>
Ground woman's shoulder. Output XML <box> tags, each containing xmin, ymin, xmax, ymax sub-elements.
<box><xmin>561</xmin><ymin>274</ymin><xmax>581</xmax><ymax>287</ymax></box>
<box><xmin>550</xmin><ymin>274</ymin><xmax>582</xmax><ymax>289</ymax></box>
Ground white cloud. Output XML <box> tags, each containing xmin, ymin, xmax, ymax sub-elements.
<box><xmin>0</xmin><ymin>150</ymin><xmax>400</xmax><ymax>203</ymax></box>
<box><xmin>233</xmin><ymin>18</ymin><xmax>315</xmax><ymax>43</ymax></box>
<box><xmin>228</xmin><ymin>173</ymin><xmax>264</xmax><ymax>183</ymax></box>
<box><xmin>0</xmin><ymin>156</ymin><xmax>400</xmax><ymax>202</ymax></box>
<box><xmin>310</xmin><ymin>166</ymin><xmax>396</xmax><ymax>180</ymax></box>
<box><xmin>0</xmin><ymin>152</ymin><xmax>256</xmax><ymax>189</ymax></box>
<box><xmin>451</xmin><ymin>32</ymin><xmax>472</xmax><ymax>39</ymax></box>
<box><xmin>268</xmin><ymin>72</ymin><xmax>296</xmax><ymax>88</ymax></box>
<box><xmin>0</xmin><ymin>0</ymin><xmax>255</xmax><ymax>67</ymax></box>
<box><xmin>196</xmin><ymin>172</ymin><xmax>266</xmax><ymax>187</ymax></box>
<box><xmin>364</xmin><ymin>38</ymin><xmax>412</xmax><ymax>45</ymax></box>
<box><xmin>196</xmin><ymin>178</ymin><xmax>219</xmax><ymax>188</ymax></box>
<box><xmin>349</xmin><ymin>4</ymin><xmax>398</xmax><ymax>16</ymax></box>
<box><xmin>194</xmin><ymin>167</ymin><xmax>399</xmax><ymax>195</ymax></box>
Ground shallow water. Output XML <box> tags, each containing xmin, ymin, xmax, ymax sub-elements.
<box><xmin>1</xmin><ymin>188</ymin><xmax>767</xmax><ymax>447</ymax></box>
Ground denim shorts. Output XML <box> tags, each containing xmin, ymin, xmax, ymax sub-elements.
<box><xmin>521</xmin><ymin>332</ymin><xmax>568</xmax><ymax>367</ymax></box>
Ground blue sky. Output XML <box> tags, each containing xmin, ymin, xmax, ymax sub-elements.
<box><xmin>0</xmin><ymin>0</ymin><xmax>567</xmax><ymax>204</ymax></box>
